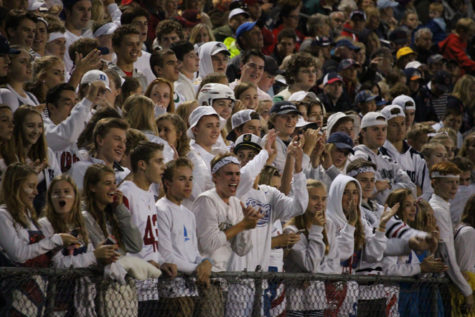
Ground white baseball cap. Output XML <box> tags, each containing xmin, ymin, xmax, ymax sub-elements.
<box><xmin>80</xmin><ymin>70</ymin><xmax>111</xmax><ymax>92</ymax></box>
<box><xmin>326</xmin><ymin>112</ymin><xmax>354</xmax><ymax>139</ymax></box>
<box><xmin>392</xmin><ymin>94</ymin><xmax>416</xmax><ymax>111</ymax></box>
<box><xmin>228</xmin><ymin>8</ymin><xmax>249</xmax><ymax>21</ymax></box>
<box><xmin>381</xmin><ymin>105</ymin><xmax>405</xmax><ymax>121</ymax></box>
<box><xmin>187</xmin><ymin>106</ymin><xmax>224</xmax><ymax>139</ymax></box>
<box><xmin>231</xmin><ymin>109</ymin><xmax>256</xmax><ymax>130</ymax></box>
<box><xmin>360</xmin><ymin>111</ymin><xmax>387</xmax><ymax>129</ymax></box>
<box><xmin>233</xmin><ymin>133</ymin><xmax>262</xmax><ymax>154</ymax></box>
<box><xmin>288</xmin><ymin>91</ymin><xmax>319</xmax><ymax>102</ymax></box>
<box><xmin>405</xmin><ymin>61</ymin><xmax>422</xmax><ymax>69</ymax></box>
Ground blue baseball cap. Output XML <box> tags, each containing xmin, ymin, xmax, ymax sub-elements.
<box><xmin>327</xmin><ymin>132</ymin><xmax>354</xmax><ymax>153</ymax></box>
<box><xmin>355</xmin><ymin>90</ymin><xmax>377</xmax><ymax>104</ymax></box>
<box><xmin>236</xmin><ymin>22</ymin><xmax>257</xmax><ymax>39</ymax></box>
<box><xmin>335</xmin><ymin>39</ymin><xmax>360</xmax><ymax>51</ymax></box>
<box><xmin>0</xmin><ymin>35</ymin><xmax>20</xmax><ymax>55</ymax></box>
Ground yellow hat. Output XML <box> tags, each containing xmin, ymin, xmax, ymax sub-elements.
<box><xmin>396</xmin><ymin>46</ymin><xmax>416</xmax><ymax>60</ymax></box>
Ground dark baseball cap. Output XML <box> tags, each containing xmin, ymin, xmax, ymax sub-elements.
<box><xmin>270</xmin><ymin>101</ymin><xmax>302</xmax><ymax>115</ymax></box>
<box><xmin>313</xmin><ymin>36</ymin><xmax>332</xmax><ymax>47</ymax></box>
<box><xmin>327</xmin><ymin>132</ymin><xmax>354</xmax><ymax>153</ymax></box>
<box><xmin>404</xmin><ymin>67</ymin><xmax>423</xmax><ymax>81</ymax></box>
<box><xmin>0</xmin><ymin>35</ymin><xmax>20</xmax><ymax>55</ymax></box>
<box><xmin>355</xmin><ymin>90</ymin><xmax>377</xmax><ymax>104</ymax></box>
<box><xmin>350</xmin><ymin>10</ymin><xmax>366</xmax><ymax>20</ymax></box>
<box><xmin>427</xmin><ymin>54</ymin><xmax>446</xmax><ymax>65</ymax></box>
<box><xmin>335</xmin><ymin>39</ymin><xmax>360</xmax><ymax>51</ymax></box>
<box><xmin>389</xmin><ymin>28</ymin><xmax>409</xmax><ymax>45</ymax></box>
<box><xmin>432</xmin><ymin>70</ymin><xmax>451</xmax><ymax>92</ymax></box>
<box><xmin>264</xmin><ymin>55</ymin><xmax>281</xmax><ymax>76</ymax></box>
<box><xmin>338</xmin><ymin>58</ymin><xmax>360</xmax><ymax>72</ymax></box>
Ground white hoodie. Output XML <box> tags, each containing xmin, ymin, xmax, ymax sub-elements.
<box><xmin>198</xmin><ymin>42</ymin><xmax>221</xmax><ymax>79</ymax></box>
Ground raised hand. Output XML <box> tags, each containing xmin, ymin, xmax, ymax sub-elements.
<box><xmin>240</xmin><ymin>202</ymin><xmax>263</xmax><ymax>230</ymax></box>
<box><xmin>302</xmin><ymin>128</ymin><xmax>321</xmax><ymax>156</ymax></box>
<box><xmin>379</xmin><ymin>203</ymin><xmax>399</xmax><ymax>230</ymax></box>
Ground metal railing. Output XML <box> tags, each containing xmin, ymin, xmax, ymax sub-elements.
<box><xmin>0</xmin><ymin>267</ymin><xmax>450</xmax><ymax>317</ymax></box>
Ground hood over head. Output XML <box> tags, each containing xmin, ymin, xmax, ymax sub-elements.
<box><xmin>326</xmin><ymin>174</ymin><xmax>363</xmax><ymax>230</ymax></box>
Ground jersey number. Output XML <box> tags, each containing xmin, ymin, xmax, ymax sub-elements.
<box><xmin>143</xmin><ymin>214</ymin><xmax>159</xmax><ymax>252</ymax></box>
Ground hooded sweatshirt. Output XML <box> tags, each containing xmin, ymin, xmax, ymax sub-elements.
<box><xmin>198</xmin><ymin>42</ymin><xmax>222</xmax><ymax>80</ymax></box>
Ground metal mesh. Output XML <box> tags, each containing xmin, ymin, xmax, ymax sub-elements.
<box><xmin>0</xmin><ymin>268</ymin><xmax>451</xmax><ymax>317</ymax></box>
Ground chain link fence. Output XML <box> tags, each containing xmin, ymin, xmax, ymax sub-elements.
<box><xmin>0</xmin><ymin>267</ymin><xmax>451</xmax><ymax>317</ymax></box>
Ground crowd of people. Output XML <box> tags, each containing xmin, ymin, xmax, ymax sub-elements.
<box><xmin>0</xmin><ymin>0</ymin><xmax>474</xmax><ymax>316</ymax></box>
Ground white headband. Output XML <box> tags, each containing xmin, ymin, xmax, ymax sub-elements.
<box><xmin>94</xmin><ymin>23</ymin><xmax>118</xmax><ymax>38</ymax></box>
<box><xmin>430</xmin><ymin>172</ymin><xmax>460</xmax><ymax>179</ymax></box>
<box><xmin>347</xmin><ymin>166</ymin><xmax>376</xmax><ymax>178</ymax></box>
<box><xmin>211</xmin><ymin>156</ymin><xmax>240</xmax><ymax>174</ymax></box>
<box><xmin>37</xmin><ymin>17</ymin><xmax>48</xmax><ymax>27</ymax></box>
<box><xmin>47</xmin><ymin>32</ymin><xmax>65</xmax><ymax>43</ymax></box>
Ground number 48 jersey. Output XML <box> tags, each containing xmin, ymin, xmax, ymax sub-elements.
<box><xmin>119</xmin><ymin>180</ymin><xmax>163</xmax><ymax>264</ymax></box>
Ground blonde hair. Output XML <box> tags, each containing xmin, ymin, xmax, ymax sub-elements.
<box><xmin>176</xmin><ymin>100</ymin><xmax>198</xmax><ymax>128</ymax></box>
<box><xmin>189</xmin><ymin>23</ymin><xmax>215</xmax><ymax>44</ymax></box>
<box><xmin>145</xmin><ymin>78</ymin><xmax>175</xmax><ymax>113</ymax></box>
<box><xmin>45</xmin><ymin>175</ymin><xmax>89</xmax><ymax>244</ymax></box>
<box><xmin>123</xmin><ymin>95</ymin><xmax>158</xmax><ymax>135</ymax></box>
<box><xmin>458</xmin><ymin>132</ymin><xmax>475</xmax><ymax>159</ymax></box>
<box><xmin>452</xmin><ymin>75</ymin><xmax>475</xmax><ymax>111</ymax></box>
<box><xmin>0</xmin><ymin>163</ymin><xmax>38</xmax><ymax>228</ymax></box>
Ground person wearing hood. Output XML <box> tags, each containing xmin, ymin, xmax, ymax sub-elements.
<box><xmin>429</xmin><ymin>162</ymin><xmax>473</xmax><ymax>312</ymax></box>
<box><xmin>198</xmin><ymin>41</ymin><xmax>230</xmax><ymax>80</ymax></box>
<box><xmin>351</xmin><ymin>111</ymin><xmax>416</xmax><ymax>204</ymax></box>
<box><xmin>284</xmin><ymin>179</ymin><xmax>358</xmax><ymax>316</ymax></box>
<box><xmin>380</xmin><ymin>105</ymin><xmax>433</xmax><ymax>200</ymax></box>
<box><xmin>326</xmin><ymin>173</ymin><xmax>395</xmax><ymax>316</ymax></box>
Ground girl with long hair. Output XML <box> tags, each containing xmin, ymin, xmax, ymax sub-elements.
<box><xmin>122</xmin><ymin>95</ymin><xmax>175</xmax><ymax>162</ymax></box>
<box><xmin>0</xmin><ymin>163</ymin><xmax>78</xmax><ymax>316</ymax></box>
<box><xmin>144</xmin><ymin>77</ymin><xmax>175</xmax><ymax>116</ymax></box>
<box><xmin>0</xmin><ymin>105</ymin><xmax>16</xmax><ymax>181</ymax></box>
<box><xmin>0</xmin><ymin>47</ymin><xmax>40</xmax><ymax>111</ymax></box>
<box><xmin>13</xmin><ymin>105</ymin><xmax>61</xmax><ymax>212</ymax></box>
<box><xmin>27</xmin><ymin>55</ymin><xmax>65</xmax><ymax>103</ymax></box>
<box><xmin>156</xmin><ymin>113</ymin><xmax>190</xmax><ymax>157</ymax></box>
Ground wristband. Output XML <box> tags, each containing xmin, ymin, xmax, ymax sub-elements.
<box><xmin>201</xmin><ymin>258</ymin><xmax>214</xmax><ymax>266</ymax></box>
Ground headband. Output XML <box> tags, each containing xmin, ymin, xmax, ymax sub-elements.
<box><xmin>37</xmin><ymin>17</ymin><xmax>48</xmax><ymax>27</ymax></box>
<box><xmin>347</xmin><ymin>166</ymin><xmax>376</xmax><ymax>178</ymax></box>
<box><xmin>430</xmin><ymin>172</ymin><xmax>460</xmax><ymax>179</ymax></box>
<box><xmin>47</xmin><ymin>32</ymin><xmax>65</xmax><ymax>43</ymax></box>
<box><xmin>211</xmin><ymin>156</ymin><xmax>240</xmax><ymax>174</ymax></box>
<box><xmin>94</xmin><ymin>23</ymin><xmax>118</xmax><ymax>38</ymax></box>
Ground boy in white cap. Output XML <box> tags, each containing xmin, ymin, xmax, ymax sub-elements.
<box><xmin>226</xmin><ymin>109</ymin><xmax>262</xmax><ymax>143</ymax></box>
<box><xmin>184</xmin><ymin>106</ymin><xmax>224</xmax><ymax>209</ymax></box>
<box><xmin>351</xmin><ymin>111</ymin><xmax>416</xmax><ymax>204</ymax></box>
<box><xmin>380</xmin><ymin>104</ymin><xmax>432</xmax><ymax>199</ymax></box>
<box><xmin>392</xmin><ymin>94</ymin><xmax>416</xmax><ymax>130</ymax></box>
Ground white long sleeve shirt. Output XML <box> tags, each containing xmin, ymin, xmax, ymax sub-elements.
<box><xmin>230</xmin><ymin>171</ymin><xmax>308</xmax><ymax>272</ymax></box>
<box><xmin>156</xmin><ymin>197</ymin><xmax>205</xmax><ymax>298</ymax></box>
<box><xmin>430</xmin><ymin>194</ymin><xmax>472</xmax><ymax>296</ymax></box>
<box><xmin>454</xmin><ymin>223</ymin><xmax>475</xmax><ymax>274</ymax></box>
<box><xmin>0</xmin><ymin>206</ymin><xmax>63</xmax><ymax>264</ymax></box>
<box><xmin>192</xmin><ymin>188</ymin><xmax>252</xmax><ymax>272</ymax></box>
<box><xmin>43</xmin><ymin>98</ymin><xmax>92</xmax><ymax>172</ymax></box>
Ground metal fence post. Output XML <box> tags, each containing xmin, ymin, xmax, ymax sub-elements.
<box><xmin>252</xmin><ymin>273</ymin><xmax>263</xmax><ymax>317</ymax></box>
<box><xmin>44</xmin><ymin>273</ymin><xmax>57</xmax><ymax>317</ymax></box>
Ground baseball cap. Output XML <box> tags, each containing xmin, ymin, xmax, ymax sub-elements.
<box><xmin>427</xmin><ymin>54</ymin><xmax>446</xmax><ymax>65</ymax></box>
<box><xmin>296</xmin><ymin>117</ymin><xmax>319</xmax><ymax>130</ymax></box>
<box><xmin>355</xmin><ymin>90</ymin><xmax>377</xmax><ymax>104</ymax></box>
<box><xmin>392</xmin><ymin>94</ymin><xmax>416</xmax><ymax>111</ymax></box>
<box><xmin>405</xmin><ymin>61</ymin><xmax>422</xmax><ymax>69</ymax></box>
<box><xmin>404</xmin><ymin>67</ymin><xmax>423</xmax><ymax>81</ymax></box>
<box><xmin>381</xmin><ymin>105</ymin><xmax>405</xmax><ymax>121</ymax></box>
<box><xmin>335</xmin><ymin>39</ymin><xmax>360</xmax><ymax>51</ymax></box>
<box><xmin>80</xmin><ymin>70</ymin><xmax>111</xmax><ymax>91</ymax></box>
<box><xmin>233</xmin><ymin>133</ymin><xmax>262</xmax><ymax>154</ymax></box>
<box><xmin>323</xmin><ymin>72</ymin><xmax>343</xmax><ymax>86</ymax></box>
<box><xmin>360</xmin><ymin>112</ymin><xmax>387</xmax><ymax>129</ymax></box>
<box><xmin>264</xmin><ymin>55</ymin><xmax>281</xmax><ymax>76</ymax></box>
<box><xmin>327</xmin><ymin>132</ymin><xmax>354</xmax><ymax>153</ymax></box>
<box><xmin>350</xmin><ymin>10</ymin><xmax>366</xmax><ymax>20</ymax></box>
<box><xmin>377</xmin><ymin>0</ymin><xmax>398</xmax><ymax>8</ymax></box>
<box><xmin>396</xmin><ymin>46</ymin><xmax>416</xmax><ymax>60</ymax></box>
<box><xmin>0</xmin><ymin>35</ymin><xmax>20</xmax><ymax>55</ymax></box>
<box><xmin>338</xmin><ymin>59</ymin><xmax>360</xmax><ymax>72</ymax></box>
<box><xmin>187</xmin><ymin>106</ymin><xmax>224</xmax><ymax>138</ymax></box>
<box><xmin>446</xmin><ymin>95</ymin><xmax>464</xmax><ymax>113</ymax></box>
<box><xmin>326</xmin><ymin>112</ymin><xmax>354</xmax><ymax>137</ymax></box>
<box><xmin>229</xmin><ymin>8</ymin><xmax>249</xmax><ymax>21</ymax></box>
<box><xmin>231</xmin><ymin>109</ymin><xmax>255</xmax><ymax>130</ymax></box>
<box><xmin>181</xmin><ymin>10</ymin><xmax>202</xmax><ymax>27</ymax></box>
<box><xmin>93</xmin><ymin>22</ymin><xmax>118</xmax><ymax>38</ymax></box>
<box><xmin>210</xmin><ymin>42</ymin><xmax>230</xmax><ymax>56</ymax></box>
<box><xmin>314</xmin><ymin>36</ymin><xmax>332</xmax><ymax>47</ymax></box>
<box><xmin>236</xmin><ymin>22</ymin><xmax>257</xmax><ymax>39</ymax></box>
<box><xmin>432</xmin><ymin>70</ymin><xmax>451</xmax><ymax>92</ymax></box>
<box><xmin>270</xmin><ymin>101</ymin><xmax>302</xmax><ymax>115</ymax></box>
<box><xmin>289</xmin><ymin>91</ymin><xmax>319</xmax><ymax>103</ymax></box>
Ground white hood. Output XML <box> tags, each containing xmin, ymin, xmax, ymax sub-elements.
<box><xmin>198</xmin><ymin>41</ymin><xmax>221</xmax><ymax>79</ymax></box>
<box><xmin>326</xmin><ymin>174</ymin><xmax>363</xmax><ymax>231</ymax></box>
